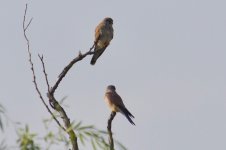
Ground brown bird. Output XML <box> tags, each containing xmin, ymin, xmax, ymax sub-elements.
<box><xmin>90</xmin><ymin>17</ymin><xmax>114</xmax><ymax>65</ymax></box>
<box><xmin>104</xmin><ymin>85</ymin><xmax>135</xmax><ymax>125</ymax></box>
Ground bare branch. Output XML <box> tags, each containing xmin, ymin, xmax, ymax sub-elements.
<box><xmin>44</xmin><ymin>43</ymin><xmax>96</xmax><ymax>150</ymax></box>
<box><xmin>23</xmin><ymin>3</ymin><xmax>99</xmax><ymax>150</ymax></box>
<box><xmin>44</xmin><ymin>47</ymin><xmax>96</xmax><ymax>149</ymax></box>
<box><xmin>38</xmin><ymin>54</ymin><xmax>50</xmax><ymax>92</ymax></box>
<box><xmin>23</xmin><ymin>4</ymin><xmax>32</xmax><ymax>42</ymax></box>
<box><xmin>50</xmin><ymin>46</ymin><xmax>95</xmax><ymax>95</ymax></box>
<box><xmin>107</xmin><ymin>111</ymin><xmax>116</xmax><ymax>150</ymax></box>
<box><xmin>23</xmin><ymin>4</ymin><xmax>66</xmax><ymax>132</ymax></box>
<box><xmin>25</xmin><ymin>17</ymin><xmax>33</xmax><ymax>31</ymax></box>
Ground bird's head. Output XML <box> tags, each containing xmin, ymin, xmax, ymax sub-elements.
<box><xmin>106</xmin><ymin>85</ymin><xmax>116</xmax><ymax>91</ymax></box>
<box><xmin>104</xmin><ymin>17</ymin><xmax>113</xmax><ymax>25</ymax></box>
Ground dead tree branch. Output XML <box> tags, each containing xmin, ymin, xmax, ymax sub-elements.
<box><xmin>50</xmin><ymin>47</ymin><xmax>94</xmax><ymax>95</ymax></box>
<box><xmin>107</xmin><ymin>111</ymin><xmax>116</xmax><ymax>150</ymax></box>
<box><xmin>44</xmin><ymin>20</ymin><xmax>95</xmax><ymax>150</ymax></box>
<box><xmin>38</xmin><ymin>54</ymin><xmax>50</xmax><ymax>92</ymax></box>
<box><xmin>23</xmin><ymin>4</ymin><xmax>65</xmax><ymax>132</ymax></box>
<box><xmin>23</xmin><ymin>3</ymin><xmax>97</xmax><ymax>150</ymax></box>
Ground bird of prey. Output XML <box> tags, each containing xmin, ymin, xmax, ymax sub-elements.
<box><xmin>90</xmin><ymin>17</ymin><xmax>114</xmax><ymax>65</ymax></box>
<box><xmin>104</xmin><ymin>85</ymin><xmax>135</xmax><ymax>125</ymax></box>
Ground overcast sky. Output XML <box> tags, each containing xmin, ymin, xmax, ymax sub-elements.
<box><xmin>1</xmin><ymin>0</ymin><xmax>226</xmax><ymax>150</ymax></box>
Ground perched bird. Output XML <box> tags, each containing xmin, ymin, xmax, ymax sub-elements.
<box><xmin>90</xmin><ymin>17</ymin><xmax>114</xmax><ymax>65</ymax></box>
<box><xmin>104</xmin><ymin>85</ymin><xmax>135</xmax><ymax>125</ymax></box>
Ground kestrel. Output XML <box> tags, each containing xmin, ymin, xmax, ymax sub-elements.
<box><xmin>90</xmin><ymin>17</ymin><xmax>114</xmax><ymax>65</ymax></box>
<box><xmin>104</xmin><ymin>85</ymin><xmax>135</xmax><ymax>125</ymax></box>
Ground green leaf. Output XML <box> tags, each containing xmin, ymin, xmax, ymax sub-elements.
<box><xmin>84</xmin><ymin>131</ymin><xmax>92</xmax><ymax>136</ymax></box>
<box><xmin>78</xmin><ymin>133</ymin><xmax>85</xmax><ymax>145</ymax></box>
<box><xmin>98</xmin><ymin>130</ymin><xmax>108</xmax><ymax>135</ymax></box>
<box><xmin>91</xmin><ymin>139</ymin><xmax>97</xmax><ymax>150</ymax></box>
<box><xmin>94</xmin><ymin>137</ymin><xmax>106</xmax><ymax>149</ymax></box>
<box><xmin>77</xmin><ymin>125</ymin><xmax>94</xmax><ymax>131</ymax></box>
<box><xmin>74</xmin><ymin>121</ymin><xmax>82</xmax><ymax>129</ymax></box>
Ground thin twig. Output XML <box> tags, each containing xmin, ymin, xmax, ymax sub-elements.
<box><xmin>38</xmin><ymin>54</ymin><xmax>50</xmax><ymax>92</ymax></box>
<box><xmin>107</xmin><ymin>111</ymin><xmax>116</xmax><ymax>150</ymax></box>
<box><xmin>23</xmin><ymin>3</ymin><xmax>66</xmax><ymax>132</ymax></box>
<box><xmin>23</xmin><ymin>4</ymin><xmax>31</xmax><ymax>50</ymax></box>
<box><xmin>25</xmin><ymin>18</ymin><xmax>33</xmax><ymax>31</ymax></box>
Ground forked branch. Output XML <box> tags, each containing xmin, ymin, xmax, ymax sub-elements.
<box><xmin>23</xmin><ymin>4</ymin><xmax>66</xmax><ymax>132</ymax></box>
<box><xmin>22</xmin><ymin>3</ymin><xmax>97</xmax><ymax>150</ymax></box>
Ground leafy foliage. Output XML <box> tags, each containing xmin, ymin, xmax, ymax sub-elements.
<box><xmin>1</xmin><ymin>102</ymin><xmax>127</xmax><ymax>150</ymax></box>
<box><xmin>74</xmin><ymin>121</ymin><xmax>110</xmax><ymax>149</ymax></box>
<box><xmin>16</xmin><ymin>125</ymin><xmax>40</xmax><ymax>150</ymax></box>
<box><xmin>42</xmin><ymin>115</ymin><xmax>127</xmax><ymax>150</ymax></box>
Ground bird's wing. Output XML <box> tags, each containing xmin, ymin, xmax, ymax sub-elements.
<box><xmin>94</xmin><ymin>22</ymin><xmax>104</xmax><ymax>44</ymax></box>
<box><xmin>110</xmin><ymin>27</ymin><xmax>114</xmax><ymax>39</ymax></box>
<box><xmin>105</xmin><ymin>91</ymin><xmax>135</xmax><ymax>125</ymax></box>
<box><xmin>105</xmin><ymin>92</ymin><xmax>125</xmax><ymax>108</ymax></box>
<box><xmin>106</xmin><ymin>92</ymin><xmax>134</xmax><ymax>118</ymax></box>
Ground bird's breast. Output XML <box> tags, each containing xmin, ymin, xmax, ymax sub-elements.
<box><xmin>105</xmin><ymin>97</ymin><xmax>120</xmax><ymax>112</ymax></box>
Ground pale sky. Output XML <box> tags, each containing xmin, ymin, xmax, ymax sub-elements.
<box><xmin>1</xmin><ymin>0</ymin><xmax>226</xmax><ymax>150</ymax></box>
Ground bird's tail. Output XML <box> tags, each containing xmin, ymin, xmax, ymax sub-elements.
<box><xmin>119</xmin><ymin>106</ymin><xmax>135</xmax><ymax>125</ymax></box>
<box><xmin>124</xmin><ymin>113</ymin><xmax>135</xmax><ymax>125</ymax></box>
<box><xmin>90</xmin><ymin>47</ymin><xmax>106</xmax><ymax>65</ymax></box>
<box><xmin>90</xmin><ymin>57</ymin><xmax>96</xmax><ymax>65</ymax></box>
